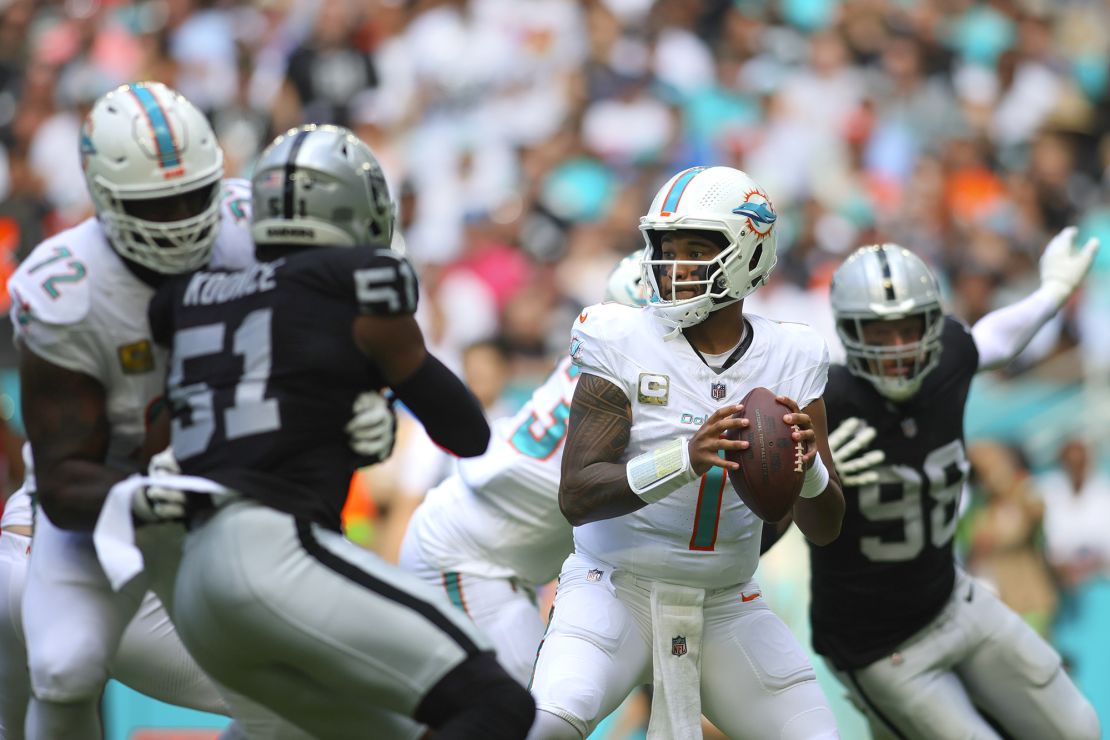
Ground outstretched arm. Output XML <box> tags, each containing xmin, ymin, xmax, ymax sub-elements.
<box><xmin>353</xmin><ymin>313</ymin><xmax>489</xmax><ymax>457</ymax></box>
<box><xmin>973</xmin><ymin>226</ymin><xmax>1099</xmax><ymax>372</ymax></box>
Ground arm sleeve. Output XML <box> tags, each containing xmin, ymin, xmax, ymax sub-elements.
<box><xmin>568</xmin><ymin>305</ymin><xmax>632</xmax><ymax>400</ymax></box>
<box><xmin>391</xmin><ymin>353</ymin><xmax>490</xmax><ymax>458</ymax></box>
<box><xmin>970</xmin><ymin>286</ymin><xmax>1061</xmax><ymax>372</ymax></box>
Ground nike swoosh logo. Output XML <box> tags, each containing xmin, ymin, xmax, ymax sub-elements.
<box><xmin>741</xmin><ymin>591</ymin><xmax>761</xmax><ymax>602</ymax></box>
<box><xmin>578</xmin><ymin>311</ymin><xmax>588</xmax><ymax>323</ymax></box>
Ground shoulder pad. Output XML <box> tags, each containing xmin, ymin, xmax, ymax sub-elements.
<box><xmin>568</xmin><ymin>302</ymin><xmax>639</xmax><ymax>373</ymax></box>
<box><xmin>210</xmin><ymin>179</ymin><xmax>256</xmax><ymax>271</ymax></box>
<box><xmin>9</xmin><ymin>227</ymin><xmax>98</xmax><ymax>326</ymax></box>
<box><xmin>574</xmin><ymin>301</ymin><xmax>637</xmax><ymax>334</ymax></box>
<box><xmin>219</xmin><ymin>178</ymin><xmax>252</xmax><ymax>224</ymax></box>
<box><xmin>354</xmin><ymin>250</ymin><xmax>419</xmax><ymax>315</ymax></box>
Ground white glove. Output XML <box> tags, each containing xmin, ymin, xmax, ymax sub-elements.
<box><xmin>346</xmin><ymin>391</ymin><xmax>396</xmax><ymax>461</ymax></box>
<box><xmin>132</xmin><ymin>448</ymin><xmax>188</xmax><ymax>523</ymax></box>
<box><xmin>131</xmin><ymin>446</ymin><xmax>187</xmax><ymax>524</ymax></box>
<box><xmin>1039</xmin><ymin>226</ymin><xmax>1100</xmax><ymax>306</ymax></box>
<box><xmin>148</xmin><ymin>446</ymin><xmax>181</xmax><ymax>477</ymax></box>
<box><xmin>828</xmin><ymin>417</ymin><xmax>886</xmax><ymax>486</ymax></box>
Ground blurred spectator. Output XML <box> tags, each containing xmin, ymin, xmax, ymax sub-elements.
<box><xmin>282</xmin><ymin>0</ymin><xmax>378</xmax><ymax>127</ymax></box>
<box><xmin>966</xmin><ymin>441</ymin><xmax>1058</xmax><ymax>636</ymax></box>
<box><xmin>1039</xmin><ymin>438</ymin><xmax>1110</xmax><ymax>591</ymax></box>
<box><xmin>1038</xmin><ymin>437</ymin><xmax>1110</xmax><ymax>727</ymax></box>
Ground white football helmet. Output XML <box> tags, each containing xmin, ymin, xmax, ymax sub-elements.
<box><xmin>830</xmin><ymin>244</ymin><xmax>945</xmax><ymax>402</ymax></box>
<box><xmin>251</xmin><ymin>124</ymin><xmax>394</xmax><ymax>250</ymax></box>
<box><xmin>81</xmin><ymin>81</ymin><xmax>224</xmax><ymax>274</ymax></box>
<box><xmin>639</xmin><ymin>166</ymin><xmax>778</xmax><ymax>333</ymax></box>
<box><xmin>604</xmin><ymin>251</ymin><xmax>651</xmax><ymax>307</ymax></box>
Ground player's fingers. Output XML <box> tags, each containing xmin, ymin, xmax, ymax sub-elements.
<box><xmin>827</xmin><ymin>417</ymin><xmax>862</xmax><ymax>448</ymax></box>
<box><xmin>706</xmin><ymin>403</ymin><xmax>744</xmax><ymax>423</ymax></box>
<box><xmin>835</xmin><ymin>424</ymin><xmax>877</xmax><ymax>458</ymax></box>
<box><xmin>704</xmin><ymin>453</ymin><xmax>739</xmax><ymax>471</ymax></box>
<box><xmin>842</xmin><ymin>470</ymin><xmax>880</xmax><ymax>486</ymax></box>
<box><xmin>792</xmin><ymin>428</ymin><xmax>816</xmax><ymax>449</ymax></box>
<box><xmin>697</xmin><ymin>437</ymin><xmax>747</xmax><ymax>459</ymax></box>
<box><xmin>785</xmin><ymin>412</ymin><xmax>812</xmax><ymax>430</ymax></box>
<box><xmin>701</xmin><ymin>416</ymin><xmax>747</xmax><ymax>442</ymax></box>
<box><xmin>1080</xmin><ymin>236</ymin><xmax>1100</xmax><ymax>266</ymax></box>
<box><xmin>714</xmin><ymin>437</ymin><xmax>747</xmax><ymax>452</ymax></box>
<box><xmin>774</xmin><ymin>395</ymin><xmax>800</xmax><ymax>413</ymax></box>
<box><xmin>837</xmin><ymin>449</ymin><xmax>885</xmax><ymax>473</ymax></box>
<box><xmin>714</xmin><ymin>415</ymin><xmax>749</xmax><ymax>432</ymax></box>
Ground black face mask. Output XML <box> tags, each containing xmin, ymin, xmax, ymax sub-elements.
<box><xmin>121</xmin><ymin>182</ymin><xmax>219</xmax><ymax>224</ymax></box>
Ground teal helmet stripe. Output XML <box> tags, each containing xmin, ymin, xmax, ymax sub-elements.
<box><xmin>129</xmin><ymin>84</ymin><xmax>181</xmax><ymax>169</ymax></box>
<box><xmin>660</xmin><ymin>166</ymin><xmax>707</xmax><ymax>213</ymax></box>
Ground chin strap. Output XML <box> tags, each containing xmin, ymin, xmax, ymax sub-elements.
<box><xmin>653</xmin><ymin>295</ymin><xmax>743</xmax><ymax>341</ymax></box>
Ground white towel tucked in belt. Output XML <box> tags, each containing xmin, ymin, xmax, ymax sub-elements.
<box><xmin>93</xmin><ymin>473</ymin><xmax>231</xmax><ymax>591</ymax></box>
<box><xmin>647</xmin><ymin>581</ymin><xmax>705</xmax><ymax>740</ymax></box>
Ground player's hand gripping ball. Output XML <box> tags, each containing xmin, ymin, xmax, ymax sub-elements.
<box><xmin>723</xmin><ymin>387</ymin><xmax>804</xmax><ymax>522</ymax></box>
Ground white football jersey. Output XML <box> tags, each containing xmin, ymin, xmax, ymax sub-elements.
<box><xmin>407</xmin><ymin>357</ymin><xmax>579</xmax><ymax>584</ymax></box>
<box><xmin>570</xmin><ymin>303</ymin><xmax>828</xmax><ymax>589</ymax></box>
<box><xmin>7</xmin><ymin>179</ymin><xmax>254</xmax><ymax>517</ymax></box>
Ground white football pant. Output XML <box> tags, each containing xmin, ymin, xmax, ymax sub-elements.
<box><xmin>829</xmin><ymin>569</ymin><xmax>1100</xmax><ymax>740</ymax></box>
<box><xmin>529</xmin><ymin>552</ymin><xmax>838</xmax><ymax>739</ymax></box>
<box><xmin>399</xmin><ymin>537</ymin><xmax>547</xmax><ymax>686</ymax></box>
<box><xmin>20</xmin><ymin>507</ymin><xmax>311</xmax><ymax>740</ymax></box>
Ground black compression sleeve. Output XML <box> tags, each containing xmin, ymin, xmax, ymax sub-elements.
<box><xmin>391</xmin><ymin>353</ymin><xmax>491</xmax><ymax>457</ymax></box>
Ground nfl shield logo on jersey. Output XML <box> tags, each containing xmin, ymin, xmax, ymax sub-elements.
<box><xmin>711</xmin><ymin>382</ymin><xmax>726</xmax><ymax>401</ymax></box>
<box><xmin>671</xmin><ymin>635</ymin><xmax>687</xmax><ymax>657</ymax></box>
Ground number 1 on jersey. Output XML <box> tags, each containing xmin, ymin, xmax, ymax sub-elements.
<box><xmin>689</xmin><ymin>451</ymin><xmax>726</xmax><ymax>551</ymax></box>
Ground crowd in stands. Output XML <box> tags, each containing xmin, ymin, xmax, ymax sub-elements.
<box><xmin>1</xmin><ymin>0</ymin><xmax>1108</xmax><ymax>732</ymax></box>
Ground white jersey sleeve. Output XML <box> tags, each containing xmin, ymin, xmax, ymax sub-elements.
<box><xmin>9</xmin><ymin>220</ymin><xmax>111</xmax><ymax>380</ymax></box>
<box><xmin>568</xmin><ymin>303</ymin><xmax>644</xmax><ymax>399</ymax></box>
<box><xmin>760</xmin><ymin>318</ymin><xmax>829</xmax><ymax>408</ymax></box>
<box><xmin>208</xmin><ymin>178</ymin><xmax>255</xmax><ymax>270</ymax></box>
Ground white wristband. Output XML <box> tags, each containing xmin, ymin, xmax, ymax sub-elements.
<box><xmin>799</xmin><ymin>454</ymin><xmax>830</xmax><ymax>499</ymax></box>
<box><xmin>626</xmin><ymin>437</ymin><xmax>699</xmax><ymax>504</ymax></box>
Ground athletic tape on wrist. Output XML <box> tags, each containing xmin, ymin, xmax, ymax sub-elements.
<box><xmin>626</xmin><ymin>437</ymin><xmax>698</xmax><ymax>504</ymax></box>
<box><xmin>800</xmin><ymin>454</ymin><xmax>830</xmax><ymax>499</ymax></box>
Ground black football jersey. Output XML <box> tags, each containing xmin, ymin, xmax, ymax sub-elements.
<box><xmin>808</xmin><ymin>317</ymin><xmax>978</xmax><ymax>670</ymax></box>
<box><xmin>149</xmin><ymin>247</ymin><xmax>418</xmax><ymax>531</ymax></box>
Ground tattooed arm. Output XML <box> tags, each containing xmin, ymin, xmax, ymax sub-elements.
<box><xmin>20</xmin><ymin>344</ymin><xmax>127</xmax><ymax>531</ymax></box>
<box><xmin>558</xmin><ymin>373</ymin><xmax>640</xmax><ymax>526</ymax></box>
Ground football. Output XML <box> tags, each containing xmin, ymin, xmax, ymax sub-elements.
<box><xmin>723</xmin><ymin>386</ymin><xmax>805</xmax><ymax>522</ymax></box>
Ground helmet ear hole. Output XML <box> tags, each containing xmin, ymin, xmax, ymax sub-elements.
<box><xmin>748</xmin><ymin>242</ymin><xmax>763</xmax><ymax>272</ymax></box>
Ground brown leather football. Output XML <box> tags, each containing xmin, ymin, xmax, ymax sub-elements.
<box><xmin>723</xmin><ymin>386</ymin><xmax>805</xmax><ymax>522</ymax></box>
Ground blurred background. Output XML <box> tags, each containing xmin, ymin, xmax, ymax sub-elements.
<box><xmin>0</xmin><ymin>0</ymin><xmax>1108</xmax><ymax>737</ymax></box>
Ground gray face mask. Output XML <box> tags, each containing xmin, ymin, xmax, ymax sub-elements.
<box><xmin>831</xmin><ymin>244</ymin><xmax>946</xmax><ymax>401</ymax></box>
